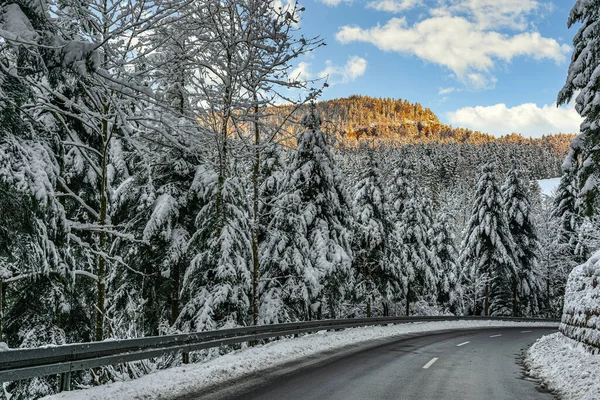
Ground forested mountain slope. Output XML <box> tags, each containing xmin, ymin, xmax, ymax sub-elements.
<box><xmin>271</xmin><ymin>95</ymin><xmax>575</xmax><ymax>157</ymax></box>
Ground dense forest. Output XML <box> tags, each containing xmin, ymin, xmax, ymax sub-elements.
<box><xmin>0</xmin><ymin>0</ymin><xmax>593</xmax><ymax>398</ymax></box>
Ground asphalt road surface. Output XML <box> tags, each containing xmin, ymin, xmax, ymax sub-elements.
<box><xmin>222</xmin><ymin>327</ymin><xmax>557</xmax><ymax>400</ymax></box>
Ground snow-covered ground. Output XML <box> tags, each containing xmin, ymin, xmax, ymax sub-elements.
<box><xmin>44</xmin><ymin>320</ymin><xmax>557</xmax><ymax>400</ymax></box>
<box><xmin>526</xmin><ymin>332</ymin><xmax>600</xmax><ymax>400</ymax></box>
<box><xmin>537</xmin><ymin>178</ymin><xmax>560</xmax><ymax>197</ymax></box>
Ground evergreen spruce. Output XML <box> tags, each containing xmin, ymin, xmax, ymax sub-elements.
<box><xmin>262</xmin><ymin>105</ymin><xmax>353</xmax><ymax>321</ymax></box>
<box><xmin>460</xmin><ymin>163</ymin><xmax>517</xmax><ymax>316</ymax></box>
<box><xmin>387</xmin><ymin>159</ymin><xmax>412</xmax><ymax>220</ymax></box>
<box><xmin>178</xmin><ymin>165</ymin><xmax>252</xmax><ymax>332</ymax></box>
<box><xmin>397</xmin><ymin>189</ymin><xmax>440</xmax><ymax>315</ymax></box>
<box><xmin>432</xmin><ymin>211</ymin><xmax>462</xmax><ymax>314</ymax></box>
<box><xmin>558</xmin><ymin>0</ymin><xmax>600</xmax><ymax>215</ymax></box>
<box><xmin>552</xmin><ymin>169</ymin><xmax>587</xmax><ymax>263</ymax></box>
<box><xmin>502</xmin><ymin>168</ymin><xmax>540</xmax><ymax>316</ymax></box>
<box><xmin>351</xmin><ymin>149</ymin><xmax>400</xmax><ymax>317</ymax></box>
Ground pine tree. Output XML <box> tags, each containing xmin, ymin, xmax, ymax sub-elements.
<box><xmin>460</xmin><ymin>163</ymin><xmax>518</xmax><ymax>316</ymax></box>
<box><xmin>108</xmin><ymin>139</ymin><xmax>199</xmax><ymax>338</ymax></box>
<box><xmin>535</xmin><ymin>194</ymin><xmax>571</xmax><ymax>317</ymax></box>
<box><xmin>351</xmin><ymin>149</ymin><xmax>400</xmax><ymax>317</ymax></box>
<box><xmin>255</xmin><ymin>143</ymin><xmax>288</xmax><ymax>324</ymax></box>
<box><xmin>432</xmin><ymin>211</ymin><xmax>462</xmax><ymax>314</ymax></box>
<box><xmin>178</xmin><ymin>165</ymin><xmax>252</xmax><ymax>332</ymax></box>
<box><xmin>0</xmin><ymin>2</ymin><xmax>96</xmax><ymax>395</ymax></box>
<box><xmin>553</xmin><ymin>168</ymin><xmax>587</xmax><ymax>263</ymax></box>
<box><xmin>105</xmin><ymin>13</ymin><xmax>208</xmax><ymax>338</ymax></box>
<box><xmin>387</xmin><ymin>159</ymin><xmax>412</xmax><ymax>222</ymax></box>
<box><xmin>397</xmin><ymin>189</ymin><xmax>440</xmax><ymax>315</ymax></box>
<box><xmin>502</xmin><ymin>168</ymin><xmax>540</xmax><ymax>316</ymax></box>
<box><xmin>558</xmin><ymin>0</ymin><xmax>600</xmax><ymax>215</ymax></box>
<box><xmin>262</xmin><ymin>105</ymin><xmax>353</xmax><ymax>321</ymax></box>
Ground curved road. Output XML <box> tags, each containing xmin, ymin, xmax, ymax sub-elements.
<box><xmin>218</xmin><ymin>327</ymin><xmax>556</xmax><ymax>400</ymax></box>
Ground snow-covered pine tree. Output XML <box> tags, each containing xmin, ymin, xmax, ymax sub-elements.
<box><xmin>351</xmin><ymin>148</ymin><xmax>400</xmax><ymax>317</ymax></box>
<box><xmin>387</xmin><ymin>159</ymin><xmax>412</xmax><ymax>221</ymax></box>
<box><xmin>258</xmin><ymin>143</ymin><xmax>286</xmax><ymax>246</ymax></box>
<box><xmin>106</xmin><ymin>11</ymin><xmax>211</xmax><ymax>339</ymax></box>
<box><xmin>460</xmin><ymin>163</ymin><xmax>518</xmax><ymax>316</ymax></box>
<box><xmin>557</xmin><ymin>1</ymin><xmax>600</xmax><ymax>216</ymax></box>
<box><xmin>432</xmin><ymin>211</ymin><xmax>463</xmax><ymax>314</ymax></box>
<box><xmin>502</xmin><ymin>167</ymin><xmax>541</xmax><ymax>316</ymax></box>
<box><xmin>1</xmin><ymin>0</ymin><xmax>189</xmax><ymax>342</ymax></box>
<box><xmin>535</xmin><ymin>194</ymin><xmax>571</xmax><ymax>317</ymax></box>
<box><xmin>553</xmin><ymin>168</ymin><xmax>587</xmax><ymax>263</ymax></box>
<box><xmin>177</xmin><ymin>164</ymin><xmax>252</xmax><ymax>332</ymax></box>
<box><xmin>0</xmin><ymin>2</ymin><xmax>94</xmax><ymax>395</ymax></box>
<box><xmin>555</xmin><ymin>0</ymin><xmax>600</xmax><ymax>351</ymax></box>
<box><xmin>397</xmin><ymin>188</ymin><xmax>440</xmax><ymax>315</ymax></box>
<box><xmin>261</xmin><ymin>104</ymin><xmax>353</xmax><ymax>321</ymax></box>
<box><xmin>255</xmin><ymin>143</ymin><xmax>291</xmax><ymax>324</ymax></box>
<box><xmin>107</xmin><ymin>134</ymin><xmax>200</xmax><ymax>339</ymax></box>
<box><xmin>234</xmin><ymin>0</ymin><xmax>323</xmax><ymax>326</ymax></box>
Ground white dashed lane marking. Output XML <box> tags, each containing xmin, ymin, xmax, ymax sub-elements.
<box><xmin>490</xmin><ymin>334</ymin><xmax>502</xmax><ymax>338</ymax></box>
<box><xmin>422</xmin><ymin>358</ymin><xmax>439</xmax><ymax>369</ymax></box>
<box><xmin>457</xmin><ymin>341</ymin><xmax>470</xmax><ymax>347</ymax></box>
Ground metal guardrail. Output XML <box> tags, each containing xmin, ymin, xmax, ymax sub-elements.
<box><xmin>0</xmin><ymin>315</ymin><xmax>558</xmax><ymax>390</ymax></box>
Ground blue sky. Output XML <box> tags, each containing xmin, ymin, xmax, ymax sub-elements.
<box><xmin>290</xmin><ymin>0</ymin><xmax>583</xmax><ymax>137</ymax></box>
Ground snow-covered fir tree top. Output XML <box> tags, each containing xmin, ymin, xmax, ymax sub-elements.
<box><xmin>460</xmin><ymin>163</ymin><xmax>517</xmax><ymax>274</ymax></box>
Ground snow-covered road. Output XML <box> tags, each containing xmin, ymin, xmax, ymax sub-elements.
<box><xmin>44</xmin><ymin>320</ymin><xmax>558</xmax><ymax>400</ymax></box>
<box><xmin>224</xmin><ymin>327</ymin><xmax>557</xmax><ymax>400</ymax></box>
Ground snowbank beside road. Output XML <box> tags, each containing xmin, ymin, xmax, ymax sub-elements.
<box><xmin>45</xmin><ymin>320</ymin><xmax>557</xmax><ymax>400</ymax></box>
<box><xmin>526</xmin><ymin>332</ymin><xmax>600</xmax><ymax>400</ymax></box>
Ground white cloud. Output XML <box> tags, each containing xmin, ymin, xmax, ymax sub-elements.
<box><xmin>366</xmin><ymin>0</ymin><xmax>421</xmax><ymax>13</ymax></box>
<box><xmin>438</xmin><ymin>87</ymin><xmax>460</xmax><ymax>95</ymax></box>
<box><xmin>344</xmin><ymin>56</ymin><xmax>368</xmax><ymax>80</ymax></box>
<box><xmin>288</xmin><ymin>61</ymin><xmax>312</xmax><ymax>81</ymax></box>
<box><xmin>465</xmin><ymin>73</ymin><xmax>497</xmax><ymax>91</ymax></box>
<box><xmin>319</xmin><ymin>56</ymin><xmax>368</xmax><ymax>84</ymax></box>
<box><xmin>317</xmin><ymin>0</ymin><xmax>350</xmax><ymax>6</ymax></box>
<box><xmin>435</xmin><ymin>0</ymin><xmax>550</xmax><ymax>31</ymax></box>
<box><xmin>336</xmin><ymin>15</ymin><xmax>569</xmax><ymax>90</ymax></box>
<box><xmin>446</xmin><ymin>100</ymin><xmax>583</xmax><ymax>138</ymax></box>
<box><xmin>288</xmin><ymin>56</ymin><xmax>368</xmax><ymax>85</ymax></box>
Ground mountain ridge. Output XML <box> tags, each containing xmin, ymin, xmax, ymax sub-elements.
<box><xmin>271</xmin><ymin>95</ymin><xmax>576</xmax><ymax>157</ymax></box>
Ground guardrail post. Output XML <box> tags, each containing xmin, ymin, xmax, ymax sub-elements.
<box><xmin>60</xmin><ymin>371</ymin><xmax>71</xmax><ymax>392</ymax></box>
<box><xmin>182</xmin><ymin>351</ymin><xmax>190</xmax><ymax>364</ymax></box>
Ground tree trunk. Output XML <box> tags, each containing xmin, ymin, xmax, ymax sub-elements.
<box><xmin>251</xmin><ymin>99</ymin><xmax>260</xmax><ymax>326</ymax></box>
<box><xmin>170</xmin><ymin>263</ymin><xmax>180</xmax><ymax>326</ymax></box>
<box><xmin>169</xmin><ymin>73</ymin><xmax>187</xmax><ymax>327</ymax></box>
<box><xmin>0</xmin><ymin>279</ymin><xmax>3</xmax><ymax>342</ymax></box>
<box><xmin>95</xmin><ymin>119</ymin><xmax>109</xmax><ymax>342</ymax></box>
<box><xmin>95</xmin><ymin>207</ymin><xmax>107</xmax><ymax>341</ymax></box>
<box><xmin>366</xmin><ymin>299</ymin><xmax>371</xmax><ymax>318</ymax></box>
<box><xmin>512</xmin><ymin>283</ymin><xmax>518</xmax><ymax>317</ymax></box>
<box><xmin>473</xmin><ymin>282</ymin><xmax>477</xmax><ymax>315</ymax></box>
<box><xmin>546</xmin><ymin>263</ymin><xmax>551</xmax><ymax>318</ymax></box>
<box><xmin>405</xmin><ymin>284</ymin><xmax>410</xmax><ymax>316</ymax></box>
<box><xmin>95</xmin><ymin>5</ymin><xmax>110</xmax><ymax>343</ymax></box>
<box><xmin>484</xmin><ymin>281</ymin><xmax>489</xmax><ymax>317</ymax></box>
<box><xmin>216</xmin><ymin>45</ymin><xmax>233</xmax><ymax>233</ymax></box>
